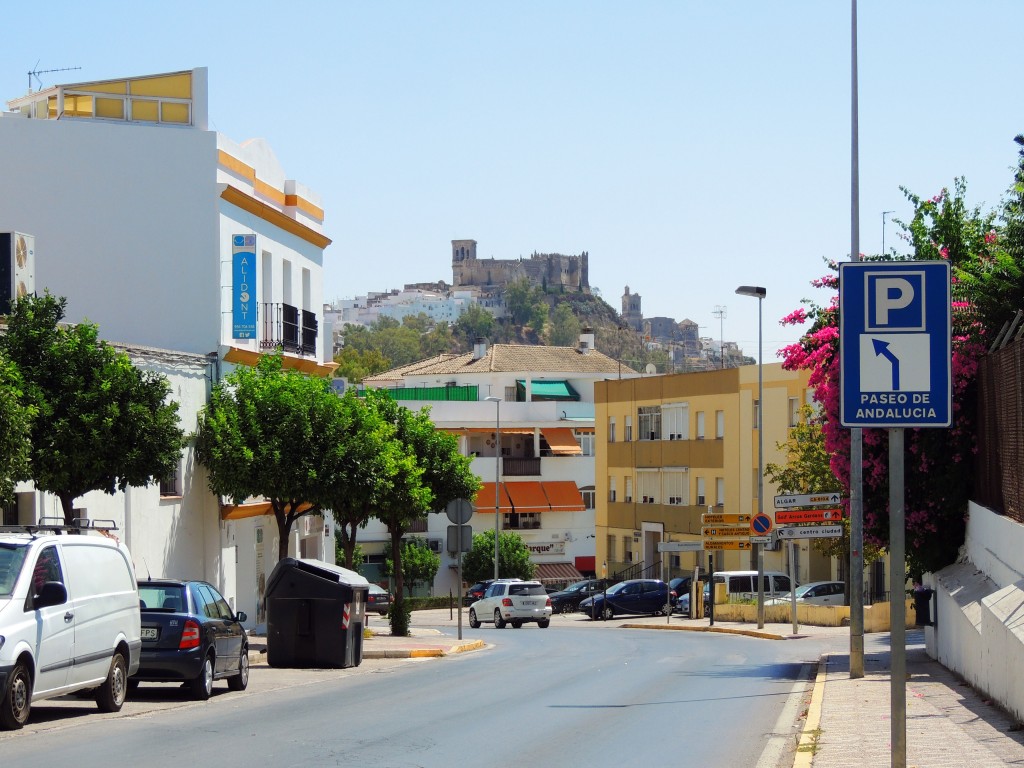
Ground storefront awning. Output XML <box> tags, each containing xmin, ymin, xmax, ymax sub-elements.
<box><xmin>575</xmin><ymin>556</ymin><xmax>596</xmax><ymax>573</ymax></box>
<box><xmin>473</xmin><ymin>482</ymin><xmax>513</xmax><ymax>513</ymax></box>
<box><xmin>541</xmin><ymin>427</ymin><xmax>582</xmax><ymax>455</ymax></box>
<box><xmin>504</xmin><ymin>481</ymin><xmax>551</xmax><ymax>513</ymax></box>
<box><xmin>516</xmin><ymin>379</ymin><xmax>580</xmax><ymax>401</ymax></box>
<box><xmin>220</xmin><ymin>501</ymin><xmax>315</xmax><ymax>520</ymax></box>
<box><xmin>535</xmin><ymin>562</ymin><xmax>585</xmax><ymax>584</ymax></box>
<box><xmin>542</xmin><ymin>481</ymin><xmax>586</xmax><ymax>512</ymax></box>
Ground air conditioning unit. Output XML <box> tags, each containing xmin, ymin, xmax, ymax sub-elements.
<box><xmin>427</xmin><ymin>539</ymin><xmax>443</xmax><ymax>553</ymax></box>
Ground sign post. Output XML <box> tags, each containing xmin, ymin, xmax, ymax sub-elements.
<box><xmin>840</xmin><ymin>259</ymin><xmax>951</xmax><ymax>768</ymax></box>
<box><xmin>446</xmin><ymin>498</ymin><xmax>474</xmax><ymax>640</ymax></box>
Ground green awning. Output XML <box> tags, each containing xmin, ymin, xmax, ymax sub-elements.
<box><xmin>516</xmin><ymin>379</ymin><xmax>580</xmax><ymax>402</ymax></box>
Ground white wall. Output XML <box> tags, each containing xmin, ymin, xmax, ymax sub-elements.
<box><xmin>932</xmin><ymin>502</ymin><xmax>1024</xmax><ymax>721</ymax></box>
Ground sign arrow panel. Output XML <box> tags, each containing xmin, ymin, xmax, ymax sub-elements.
<box><xmin>774</xmin><ymin>492</ymin><xmax>842</xmax><ymax>509</ymax></box>
<box><xmin>776</xmin><ymin>525</ymin><xmax>844</xmax><ymax>539</ymax></box>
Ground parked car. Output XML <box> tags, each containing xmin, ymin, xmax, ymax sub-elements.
<box><xmin>0</xmin><ymin>519</ymin><xmax>141</xmax><ymax>730</ymax></box>
<box><xmin>548</xmin><ymin>579</ymin><xmax>610</xmax><ymax>613</ymax></box>
<box><xmin>132</xmin><ymin>579</ymin><xmax>248</xmax><ymax>700</ymax></box>
<box><xmin>669</xmin><ymin>576</ymin><xmax>694</xmax><ymax>616</ymax></box>
<box><xmin>579</xmin><ymin>579</ymin><xmax>675</xmax><ymax>620</ymax></box>
<box><xmin>464</xmin><ymin>579</ymin><xmax>494</xmax><ymax>605</ymax></box>
<box><xmin>469</xmin><ymin>580</ymin><xmax>552</xmax><ymax>628</ymax></box>
<box><xmin>765</xmin><ymin>581</ymin><xmax>846</xmax><ymax>607</ymax></box>
<box><xmin>367</xmin><ymin>583</ymin><xmax>391</xmax><ymax>616</ymax></box>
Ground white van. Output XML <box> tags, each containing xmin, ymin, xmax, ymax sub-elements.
<box><xmin>0</xmin><ymin>519</ymin><xmax>141</xmax><ymax>730</ymax></box>
<box><xmin>712</xmin><ymin>570</ymin><xmax>794</xmax><ymax>602</ymax></box>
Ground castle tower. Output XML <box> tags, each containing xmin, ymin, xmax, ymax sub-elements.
<box><xmin>621</xmin><ymin>286</ymin><xmax>643</xmax><ymax>331</ymax></box>
<box><xmin>451</xmin><ymin>239</ymin><xmax>477</xmax><ymax>286</ymax></box>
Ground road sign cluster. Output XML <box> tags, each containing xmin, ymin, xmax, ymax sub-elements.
<box><xmin>700</xmin><ymin>510</ymin><xmax>771</xmax><ymax>550</ymax></box>
<box><xmin>773</xmin><ymin>492</ymin><xmax>844</xmax><ymax>540</ymax></box>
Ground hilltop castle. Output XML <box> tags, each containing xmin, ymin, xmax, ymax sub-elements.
<box><xmin>451</xmin><ymin>239</ymin><xmax>589</xmax><ymax>294</ymax></box>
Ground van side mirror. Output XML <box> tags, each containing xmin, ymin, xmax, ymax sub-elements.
<box><xmin>36</xmin><ymin>581</ymin><xmax>68</xmax><ymax>609</ymax></box>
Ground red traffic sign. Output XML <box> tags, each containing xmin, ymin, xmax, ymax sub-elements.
<box><xmin>750</xmin><ymin>513</ymin><xmax>773</xmax><ymax>534</ymax></box>
<box><xmin>776</xmin><ymin>508</ymin><xmax>844</xmax><ymax>524</ymax></box>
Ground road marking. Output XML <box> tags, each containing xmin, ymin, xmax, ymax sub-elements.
<box><xmin>756</xmin><ymin>660</ymin><xmax>816</xmax><ymax>768</ymax></box>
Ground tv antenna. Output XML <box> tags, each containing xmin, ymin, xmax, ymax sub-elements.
<box><xmin>712</xmin><ymin>305</ymin><xmax>727</xmax><ymax>369</ymax></box>
<box><xmin>27</xmin><ymin>61</ymin><xmax>81</xmax><ymax>92</ymax></box>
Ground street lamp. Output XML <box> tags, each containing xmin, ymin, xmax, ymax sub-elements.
<box><xmin>736</xmin><ymin>285</ymin><xmax>766</xmax><ymax>629</ymax></box>
<box><xmin>485</xmin><ymin>396</ymin><xmax>502</xmax><ymax>581</ymax></box>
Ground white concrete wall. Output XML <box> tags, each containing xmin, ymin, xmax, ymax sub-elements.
<box><xmin>932</xmin><ymin>502</ymin><xmax>1024</xmax><ymax>722</ymax></box>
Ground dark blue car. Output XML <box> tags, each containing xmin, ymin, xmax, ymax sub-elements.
<box><xmin>579</xmin><ymin>578</ymin><xmax>675</xmax><ymax>620</ymax></box>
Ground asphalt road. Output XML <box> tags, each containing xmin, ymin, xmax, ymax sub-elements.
<box><xmin>0</xmin><ymin>614</ymin><xmax>847</xmax><ymax>767</ymax></box>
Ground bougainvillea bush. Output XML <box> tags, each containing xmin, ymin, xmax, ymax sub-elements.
<box><xmin>778</xmin><ymin>139</ymin><xmax>1024</xmax><ymax>573</ymax></box>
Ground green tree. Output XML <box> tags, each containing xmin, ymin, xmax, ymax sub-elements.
<box><xmin>504</xmin><ymin>278</ymin><xmax>537</xmax><ymax>326</ymax></box>
<box><xmin>421</xmin><ymin>321</ymin><xmax>455</xmax><ymax>356</ymax></box>
<box><xmin>383</xmin><ymin>537</ymin><xmax>441</xmax><ymax>597</ymax></box>
<box><xmin>0</xmin><ymin>293</ymin><xmax>185</xmax><ymax>523</ymax></box>
<box><xmin>334</xmin><ymin>535</ymin><xmax>363</xmax><ymax>572</ymax></box>
<box><xmin>195</xmin><ymin>354</ymin><xmax>349</xmax><ymax>561</ymax></box>
<box><xmin>0</xmin><ymin>352</ymin><xmax>32</xmax><ymax>504</ymax></box>
<box><xmin>374</xmin><ymin>326</ymin><xmax>422</xmax><ymax>368</ymax></box>
<box><xmin>549</xmin><ymin>302</ymin><xmax>581</xmax><ymax>346</ymax></box>
<box><xmin>400</xmin><ymin>313</ymin><xmax>432</xmax><ymax>333</ymax></box>
<box><xmin>454</xmin><ymin>303</ymin><xmax>494</xmax><ymax>345</ymax></box>
<box><xmin>461</xmin><ymin>529</ymin><xmax>536</xmax><ymax>583</ymax></box>
<box><xmin>332</xmin><ymin>347</ymin><xmax>390</xmax><ymax>384</ymax></box>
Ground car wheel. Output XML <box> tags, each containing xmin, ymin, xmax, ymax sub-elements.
<box><xmin>494</xmin><ymin>609</ymin><xmax>506</xmax><ymax>629</ymax></box>
<box><xmin>469</xmin><ymin>608</ymin><xmax>481</xmax><ymax>629</ymax></box>
<box><xmin>95</xmin><ymin>651</ymin><xmax>128</xmax><ymax>713</ymax></box>
<box><xmin>602</xmin><ymin>606</ymin><xmax>614</xmax><ymax>620</ymax></box>
<box><xmin>227</xmin><ymin>647</ymin><xmax>249</xmax><ymax>692</ymax></box>
<box><xmin>0</xmin><ymin>662</ymin><xmax>31</xmax><ymax>730</ymax></box>
<box><xmin>511</xmin><ymin>620</ymin><xmax>523</xmax><ymax>629</ymax></box>
<box><xmin>190</xmin><ymin>654</ymin><xmax>215</xmax><ymax>700</ymax></box>
<box><xmin>538</xmin><ymin>619</ymin><xmax>550</xmax><ymax>629</ymax></box>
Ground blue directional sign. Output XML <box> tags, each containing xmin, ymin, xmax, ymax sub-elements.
<box><xmin>839</xmin><ymin>261</ymin><xmax>951</xmax><ymax>427</ymax></box>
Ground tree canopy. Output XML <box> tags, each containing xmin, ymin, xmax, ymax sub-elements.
<box><xmin>461</xmin><ymin>529</ymin><xmax>536</xmax><ymax>583</ymax></box>
<box><xmin>195</xmin><ymin>354</ymin><xmax>348</xmax><ymax>560</ymax></box>
<box><xmin>0</xmin><ymin>352</ymin><xmax>32</xmax><ymax>504</ymax></box>
<box><xmin>0</xmin><ymin>293</ymin><xmax>185</xmax><ymax>523</ymax></box>
<box><xmin>384</xmin><ymin>537</ymin><xmax>441</xmax><ymax>597</ymax></box>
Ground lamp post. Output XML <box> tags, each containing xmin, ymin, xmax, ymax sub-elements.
<box><xmin>485</xmin><ymin>396</ymin><xmax>502</xmax><ymax>581</ymax></box>
<box><xmin>736</xmin><ymin>285</ymin><xmax>766</xmax><ymax>629</ymax></box>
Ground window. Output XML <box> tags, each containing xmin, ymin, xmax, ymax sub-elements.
<box><xmin>715</xmin><ymin>410</ymin><xmax>725</xmax><ymax>439</ymax></box>
<box><xmin>663</xmin><ymin>403</ymin><xmax>688</xmax><ymax>440</ymax></box>
<box><xmin>159</xmin><ymin>463</ymin><xmax>181</xmax><ymax>497</ymax></box>
<box><xmin>1</xmin><ymin>498</ymin><xmax>17</xmax><ymax>526</ymax></box>
<box><xmin>624</xmin><ymin>477</ymin><xmax>633</xmax><ymax>503</ymax></box>
<box><xmin>696</xmin><ymin>411</ymin><xmax>705</xmax><ymax>439</ymax></box>
<box><xmin>505</xmin><ymin>385</ymin><xmax>517</xmax><ymax>401</ymax></box>
<box><xmin>638</xmin><ymin>405</ymin><xmax>662</xmax><ymax>440</ymax></box>
<box><xmin>624</xmin><ymin>415</ymin><xmax>633</xmax><ymax>442</ymax></box>
<box><xmin>606</xmin><ymin>535</ymin><xmax>617</xmax><ymax>563</ymax></box>
<box><xmin>716</xmin><ymin>477</ymin><xmax>725</xmax><ymax>507</ymax></box>
<box><xmin>504</xmin><ymin>512</ymin><xmax>541</xmax><ymax>530</ymax></box>
<box><xmin>30</xmin><ymin>546</ymin><xmax>64</xmax><ymax>597</ymax></box>
<box><xmin>753</xmin><ymin>399</ymin><xmax>760</xmax><ymax>430</ymax></box>
<box><xmin>580</xmin><ymin>486</ymin><xmax>596</xmax><ymax>510</ymax></box>
<box><xmin>789</xmin><ymin>397</ymin><xmax>800</xmax><ymax>428</ymax></box>
<box><xmin>696</xmin><ymin>476</ymin><xmax>705</xmax><ymax>506</ymax></box>
<box><xmin>663</xmin><ymin>470</ymin><xmax>688</xmax><ymax>505</ymax></box>
<box><xmin>608</xmin><ymin>416</ymin><xmax>616</xmax><ymax>443</ymax></box>
<box><xmin>637</xmin><ymin>471</ymin><xmax>659</xmax><ymax>504</ymax></box>
<box><xmin>608</xmin><ymin>476</ymin><xmax>617</xmax><ymax>502</ymax></box>
<box><xmin>578</xmin><ymin>432</ymin><xmax>595</xmax><ymax>456</ymax></box>
<box><xmin>623</xmin><ymin>536</ymin><xmax>633</xmax><ymax>563</ymax></box>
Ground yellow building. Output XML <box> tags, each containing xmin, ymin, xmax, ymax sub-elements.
<box><xmin>595</xmin><ymin>362</ymin><xmax>827</xmax><ymax>584</ymax></box>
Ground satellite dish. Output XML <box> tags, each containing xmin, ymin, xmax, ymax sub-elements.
<box><xmin>645</xmin><ymin>363</ymin><xmax>657</xmax><ymax>374</ymax></box>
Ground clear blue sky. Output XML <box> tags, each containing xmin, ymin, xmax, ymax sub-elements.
<box><xmin>5</xmin><ymin>2</ymin><xmax>1023</xmax><ymax>361</ymax></box>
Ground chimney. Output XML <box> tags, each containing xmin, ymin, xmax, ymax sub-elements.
<box><xmin>473</xmin><ymin>337</ymin><xmax>488</xmax><ymax>360</ymax></box>
<box><xmin>578</xmin><ymin>327</ymin><xmax>595</xmax><ymax>354</ymax></box>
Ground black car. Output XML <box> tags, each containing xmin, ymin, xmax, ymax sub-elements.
<box><xmin>548</xmin><ymin>579</ymin><xmax>610</xmax><ymax>613</ymax></box>
<box><xmin>579</xmin><ymin>579</ymin><xmax>676</xmax><ymax>620</ymax></box>
<box><xmin>132</xmin><ymin>579</ymin><xmax>249</xmax><ymax>699</ymax></box>
<box><xmin>464</xmin><ymin>579</ymin><xmax>494</xmax><ymax>605</ymax></box>
<box><xmin>368</xmin><ymin>583</ymin><xmax>392</xmax><ymax>616</ymax></box>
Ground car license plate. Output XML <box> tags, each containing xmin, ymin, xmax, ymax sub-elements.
<box><xmin>141</xmin><ymin>627</ymin><xmax>158</xmax><ymax>640</ymax></box>
<box><xmin>522</xmin><ymin>600</ymin><xmax>537</xmax><ymax>606</ymax></box>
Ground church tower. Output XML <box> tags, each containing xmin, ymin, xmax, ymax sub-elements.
<box><xmin>621</xmin><ymin>286</ymin><xmax>643</xmax><ymax>331</ymax></box>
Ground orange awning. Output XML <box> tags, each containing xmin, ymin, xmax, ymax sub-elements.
<box><xmin>220</xmin><ymin>501</ymin><xmax>315</xmax><ymax>521</ymax></box>
<box><xmin>504</xmin><ymin>481</ymin><xmax>552</xmax><ymax>513</ymax></box>
<box><xmin>542</xmin><ymin>427</ymin><xmax>582</xmax><ymax>455</ymax></box>
<box><xmin>462</xmin><ymin>427</ymin><xmax>535</xmax><ymax>435</ymax></box>
<box><xmin>473</xmin><ymin>482</ymin><xmax>513</xmax><ymax>513</ymax></box>
<box><xmin>535</xmin><ymin>562</ymin><xmax>585</xmax><ymax>583</ymax></box>
<box><xmin>542</xmin><ymin>481</ymin><xmax>586</xmax><ymax>512</ymax></box>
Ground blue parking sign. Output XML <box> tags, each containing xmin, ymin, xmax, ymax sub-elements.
<box><xmin>839</xmin><ymin>261</ymin><xmax>951</xmax><ymax>428</ymax></box>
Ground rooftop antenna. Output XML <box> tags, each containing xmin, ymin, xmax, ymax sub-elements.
<box><xmin>27</xmin><ymin>61</ymin><xmax>81</xmax><ymax>92</ymax></box>
<box><xmin>712</xmin><ymin>305</ymin><xmax>727</xmax><ymax>369</ymax></box>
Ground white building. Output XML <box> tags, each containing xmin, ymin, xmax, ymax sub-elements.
<box><xmin>0</xmin><ymin>68</ymin><xmax>336</xmax><ymax>624</ymax></box>
<box><xmin>359</xmin><ymin>331</ymin><xmax>639</xmax><ymax>593</ymax></box>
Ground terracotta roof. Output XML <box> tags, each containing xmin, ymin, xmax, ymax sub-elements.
<box><xmin>364</xmin><ymin>344</ymin><xmax>636</xmax><ymax>384</ymax></box>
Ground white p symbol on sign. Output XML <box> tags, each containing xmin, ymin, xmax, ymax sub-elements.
<box><xmin>873</xmin><ymin>277</ymin><xmax>914</xmax><ymax>326</ymax></box>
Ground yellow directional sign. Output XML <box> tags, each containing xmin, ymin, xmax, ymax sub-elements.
<box><xmin>701</xmin><ymin>513</ymin><xmax>752</xmax><ymax>525</ymax></box>
<box><xmin>703</xmin><ymin>540</ymin><xmax>752</xmax><ymax>551</ymax></box>
<box><xmin>701</xmin><ymin>526</ymin><xmax>751</xmax><ymax>538</ymax></box>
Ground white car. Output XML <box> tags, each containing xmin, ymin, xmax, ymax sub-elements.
<box><xmin>765</xmin><ymin>580</ymin><xmax>846</xmax><ymax>607</ymax></box>
<box><xmin>469</xmin><ymin>579</ymin><xmax>552</xmax><ymax>629</ymax></box>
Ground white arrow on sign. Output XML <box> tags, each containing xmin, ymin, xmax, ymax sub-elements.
<box><xmin>658</xmin><ymin>541</ymin><xmax>703</xmax><ymax>553</ymax></box>
<box><xmin>774</xmin><ymin>492</ymin><xmax>842</xmax><ymax>509</ymax></box>
<box><xmin>776</xmin><ymin>525</ymin><xmax>843</xmax><ymax>539</ymax></box>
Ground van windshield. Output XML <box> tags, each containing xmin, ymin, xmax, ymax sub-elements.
<box><xmin>0</xmin><ymin>543</ymin><xmax>29</xmax><ymax>598</ymax></box>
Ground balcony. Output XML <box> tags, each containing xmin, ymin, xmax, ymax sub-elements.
<box><xmin>261</xmin><ymin>302</ymin><xmax>318</xmax><ymax>356</ymax></box>
<box><xmin>502</xmin><ymin>457</ymin><xmax>541</xmax><ymax>477</ymax></box>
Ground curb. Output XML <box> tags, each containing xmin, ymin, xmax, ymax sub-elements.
<box><xmin>620</xmin><ymin>623</ymin><xmax>785</xmax><ymax>640</ymax></box>
<box><xmin>793</xmin><ymin>654</ymin><xmax>828</xmax><ymax>767</ymax></box>
<box><xmin>248</xmin><ymin>638</ymin><xmax>485</xmax><ymax>663</ymax></box>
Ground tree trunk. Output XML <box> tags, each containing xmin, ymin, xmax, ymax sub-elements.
<box><xmin>58</xmin><ymin>492</ymin><xmax>76</xmax><ymax>526</ymax></box>
<box><xmin>274</xmin><ymin>504</ymin><xmax>294</xmax><ymax>562</ymax></box>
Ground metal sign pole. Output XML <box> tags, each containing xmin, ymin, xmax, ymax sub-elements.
<box><xmin>890</xmin><ymin>427</ymin><xmax>907</xmax><ymax>768</ymax></box>
<box><xmin>457</xmin><ymin>524</ymin><xmax>463</xmax><ymax>641</ymax></box>
<box><xmin>789</xmin><ymin>540</ymin><xmax>798</xmax><ymax>635</ymax></box>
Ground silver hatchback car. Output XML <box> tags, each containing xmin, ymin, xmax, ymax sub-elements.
<box><xmin>469</xmin><ymin>579</ymin><xmax>552</xmax><ymax>629</ymax></box>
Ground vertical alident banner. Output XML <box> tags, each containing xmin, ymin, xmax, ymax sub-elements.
<box><xmin>232</xmin><ymin>235</ymin><xmax>257</xmax><ymax>339</ymax></box>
